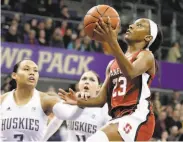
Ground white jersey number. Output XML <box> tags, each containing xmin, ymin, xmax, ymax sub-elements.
<box><xmin>76</xmin><ymin>135</ymin><xmax>86</xmax><ymax>142</ymax></box>
<box><xmin>112</xmin><ymin>77</ymin><xmax>127</xmax><ymax>97</ymax></box>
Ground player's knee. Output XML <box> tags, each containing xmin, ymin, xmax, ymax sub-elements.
<box><xmin>86</xmin><ymin>130</ymin><xmax>109</xmax><ymax>142</ymax></box>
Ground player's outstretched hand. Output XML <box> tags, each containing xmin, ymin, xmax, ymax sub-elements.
<box><xmin>58</xmin><ymin>88</ymin><xmax>78</xmax><ymax>105</ymax></box>
<box><xmin>76</xmin><ymin>92</ymin><xmax>90</xmax><ymax>100</ymax></box>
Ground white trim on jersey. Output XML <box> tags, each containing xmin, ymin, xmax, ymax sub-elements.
<box><xmin>43</xmin><ymin>117</ymin><xmax>63</xmax><ymax>141</ymax></box>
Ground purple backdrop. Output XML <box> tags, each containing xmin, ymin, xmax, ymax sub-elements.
<box><xmin>1</xmin><ymin>42</ymin><xmax>183</xmax><ymax>90</ymax></box>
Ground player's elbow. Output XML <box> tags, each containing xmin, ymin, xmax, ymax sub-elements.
<box><xmin>124</xmin><ymin>72</ymin><xmax>136</xmax><ymax>80</ymax></box>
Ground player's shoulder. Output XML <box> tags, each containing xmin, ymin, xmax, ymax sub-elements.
<box><xmin>138</xmin><ymin>50</ymin><xmax>154</xmax><ymax>59</ymax></box>
<box><xmin>0</xmin><ymin>92</ymin><xmax>10</xmax><ymax>104</ymax></box>
<box><xmin>137</xmin><ymin>50</ymin><xmax>154</xmax><ymax>64</ymax></box>
<box><xmin>108</xmin><ymin>60</ymin><xmax>115</xmax><ymax>67</ymax></box>
<box><xmin>106</xmin><ymin>59</ymin><xmax>115</xmax><ymax>74</ymax></box>
<box><xmin>39</xmin><ymin>91</ymin><xmax>48</xmax><ymax>99</ymax></box>
<box><xmin>39</xmin><ymin>91</ymin><xmax>59</xmax><ymax>113</ymax></box>
<box><xmin>39</xmin><ymin>91</ymin><xmax>52</xmax><ymax>101</ymax></box>
<box><xmin>39</xmin><ymin>91</ymin><xmax>60</xmax><ymax>104</ymax></box>
<box><xmin>39</xmin><ymin>91</ymin><xmax>50</xmax><ymax>104</ymax></box>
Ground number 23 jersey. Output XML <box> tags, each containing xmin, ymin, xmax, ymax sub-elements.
<box><xmin>107</xmin><ymin>51</ymin><xmax>154</xmax><ymax>117</ymax></box>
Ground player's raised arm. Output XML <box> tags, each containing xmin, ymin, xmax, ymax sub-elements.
<box><xmin>114</xmin><ymin>48</ymin><xmax>154</xmax><ymax>79</ymax></box>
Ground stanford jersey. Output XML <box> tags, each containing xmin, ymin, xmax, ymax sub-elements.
<box><xmin>107</xmin><ymin>50</ymin><xmax>154</xmax><ymax>118</ymax></box>
<box><xmin>100</xmin><ymin>50</ymin><xmax>156</xmax><ymax>141</ymax></box>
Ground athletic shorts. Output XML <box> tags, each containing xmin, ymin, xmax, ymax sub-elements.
<box><xmin>106</xmin><ymin>104</ymin><xmax>155</xmax><ymax>141</ymax></box>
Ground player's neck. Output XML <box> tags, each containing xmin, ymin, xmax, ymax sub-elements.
<box><xmin>127</xmin><ymin>41</ymin><xmax>146</xmax><ymax>53</ymax></box>
<box><xmin>14</xmin><ymin>86</ymin><xmax>34</xmax><ymax>104</ymax></box>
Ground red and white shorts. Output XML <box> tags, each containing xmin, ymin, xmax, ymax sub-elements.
<box><xmin>105</xmin><ymin>103</ymin><xmax>155</xmax><ymax>141</ymax></box>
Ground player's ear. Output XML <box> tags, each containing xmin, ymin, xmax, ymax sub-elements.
<box><xmin>144</xmin><ymin>35</ymin><xmax>153</xmax><ymax>42</ymax></box>
<box><xmin>11</xmin><ymin>72</ymin><xmax>17</xmax><ymax>80</ymax></box>
<box><xmin>96</xmin><ymin>84</ymin><xmax>101</xmax><ymax>93</ymax></box>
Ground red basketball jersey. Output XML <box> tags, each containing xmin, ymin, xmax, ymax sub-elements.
<box><xmin>107</xmin><ymin>50</ymin><xmax>154</xmax><ymax>117</ymax></box>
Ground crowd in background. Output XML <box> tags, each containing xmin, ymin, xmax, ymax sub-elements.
<box><xmin>151</xmin><ymin>91</ymin><xmax>183</xmax><ymax>141</ymax></box>
<box><xmin>1</xmin><ymin>0</ymin><xmax>183</xmax><ymax>63</ymax></box>
<box><xmin>1</xmin><ymin>14</ymin><xmax>104</xmax><ymax>53</ymax></box>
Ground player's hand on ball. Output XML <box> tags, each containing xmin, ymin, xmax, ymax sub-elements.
<box><xmin>58</xmin><ymin>88</ymin><xmax>78</xmax><ymax>105</ymax></box>
<box><xmin>76</xmin><ymin>92</ymin><xmax>91</xmax><ymax>100</ymax></box>
<box><xmin>94</xmin><ymin>17</ymin><xmax>119</xmax><ymax>47</ymax></box>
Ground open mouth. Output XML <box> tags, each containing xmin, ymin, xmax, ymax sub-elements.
<box><xmin>28</xmin><ymin>77</ymin><xmax>35</xmax><ymax>81</ymax></box>
<box><xmin>84</xmin><ymin>86</ymin><xmax>89</xmax><ymax>90</ymax></box>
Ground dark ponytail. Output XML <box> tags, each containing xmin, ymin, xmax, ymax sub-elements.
<box><xmin>148</xmin><ymin>26</ymin><xmax>163</xmax><ymax>88</ymax></box>
<box><xmin>149</xmin><ymin>26</ymin><xmax>163</xmax><ymax>54</ymax></box>
<box><xmin>13</xmin><ymin>61</ymin><xmax>22</xmax><ymax>73</ymax></box>
<box><xmin>11</xmin><ymin>59</ymin><xmax>31</xmax><ymax>90</ymax></box>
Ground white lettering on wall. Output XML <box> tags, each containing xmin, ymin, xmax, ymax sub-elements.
<box><xmin>76</xmin><ymin>56</ymin><xmax>94</xmax><ymax>75</ymax></box>
<box><xmin>38</xmin><ymin>51</ymin><xmax>52</xmax><ymax>71</ymax></box>
<box><xmin>64</xmin><ymin>55</ymin><xmax>78</xmax><ymax>75</ymax></box>
<box><xmin>16</xmin><ymin>49</ymin><xmax>32</xmax><ymax>63</ymax></box>
<box><xmin>1</xmin><ymin>47</ymin><xmax>19</xmax><ymax>68</ymax></box>
<box><xmin>1</xmin><ymin>46</ymin><xmax>96</xmax><ymax>78</ymax></box>
<box><xmin>47</xmin><ymin>53</ymin><xmax>63</xmax><ymax>73</ymax></box>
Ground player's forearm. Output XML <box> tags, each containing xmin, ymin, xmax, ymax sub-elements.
<box><xmin>77</xmin><ymin>92</ymin><xmax>106</xmax><ymax>108</ymax></box>
<box><xmin>109</xmin><ymin>40</ymin><xmax>134</xmax><ymax>79</ymax></box>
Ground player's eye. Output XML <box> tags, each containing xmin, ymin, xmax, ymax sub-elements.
<box><xmin>137</xmin><ymin>23</ymin><xmax>142</xmax><ymax>27</ymax></box>
<box><xmin>34</xmin><ymin>70</ymin><xmax>38</xmax><ymax>72</ymax></box>
<box><xmin>90</xmin><ymin>78</ymin><xmax>95</xmax><ymax>82</ymax></box>
<box><xmin>82</xmin><ymin>77</ymin><xmax>87</xmax><ymax>81</ymax></box>
<box><xmin>24</xmin><ymin>68</ymin><xmax>29</xmax><ymax>71</ymax></box>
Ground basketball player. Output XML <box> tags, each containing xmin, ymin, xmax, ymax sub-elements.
<box><xmin>59</xmin><ymin>18</ymin><xmax>163</xmax><ymax>141</ymax></box>
<box><xmin>0</xmin><ymin>59</ymin><xmax>83</xmax><ymax>141</ymax></box>
<box><xmin>44</xmin><ymin>71</ymin><xmax>111</xmax><ymax>141</ymax></box>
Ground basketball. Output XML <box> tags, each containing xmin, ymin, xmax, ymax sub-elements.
<box><xmin>84</xmin><ymin>5</ymin><xmax>120</xmax><ymax>42</ymax></box>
